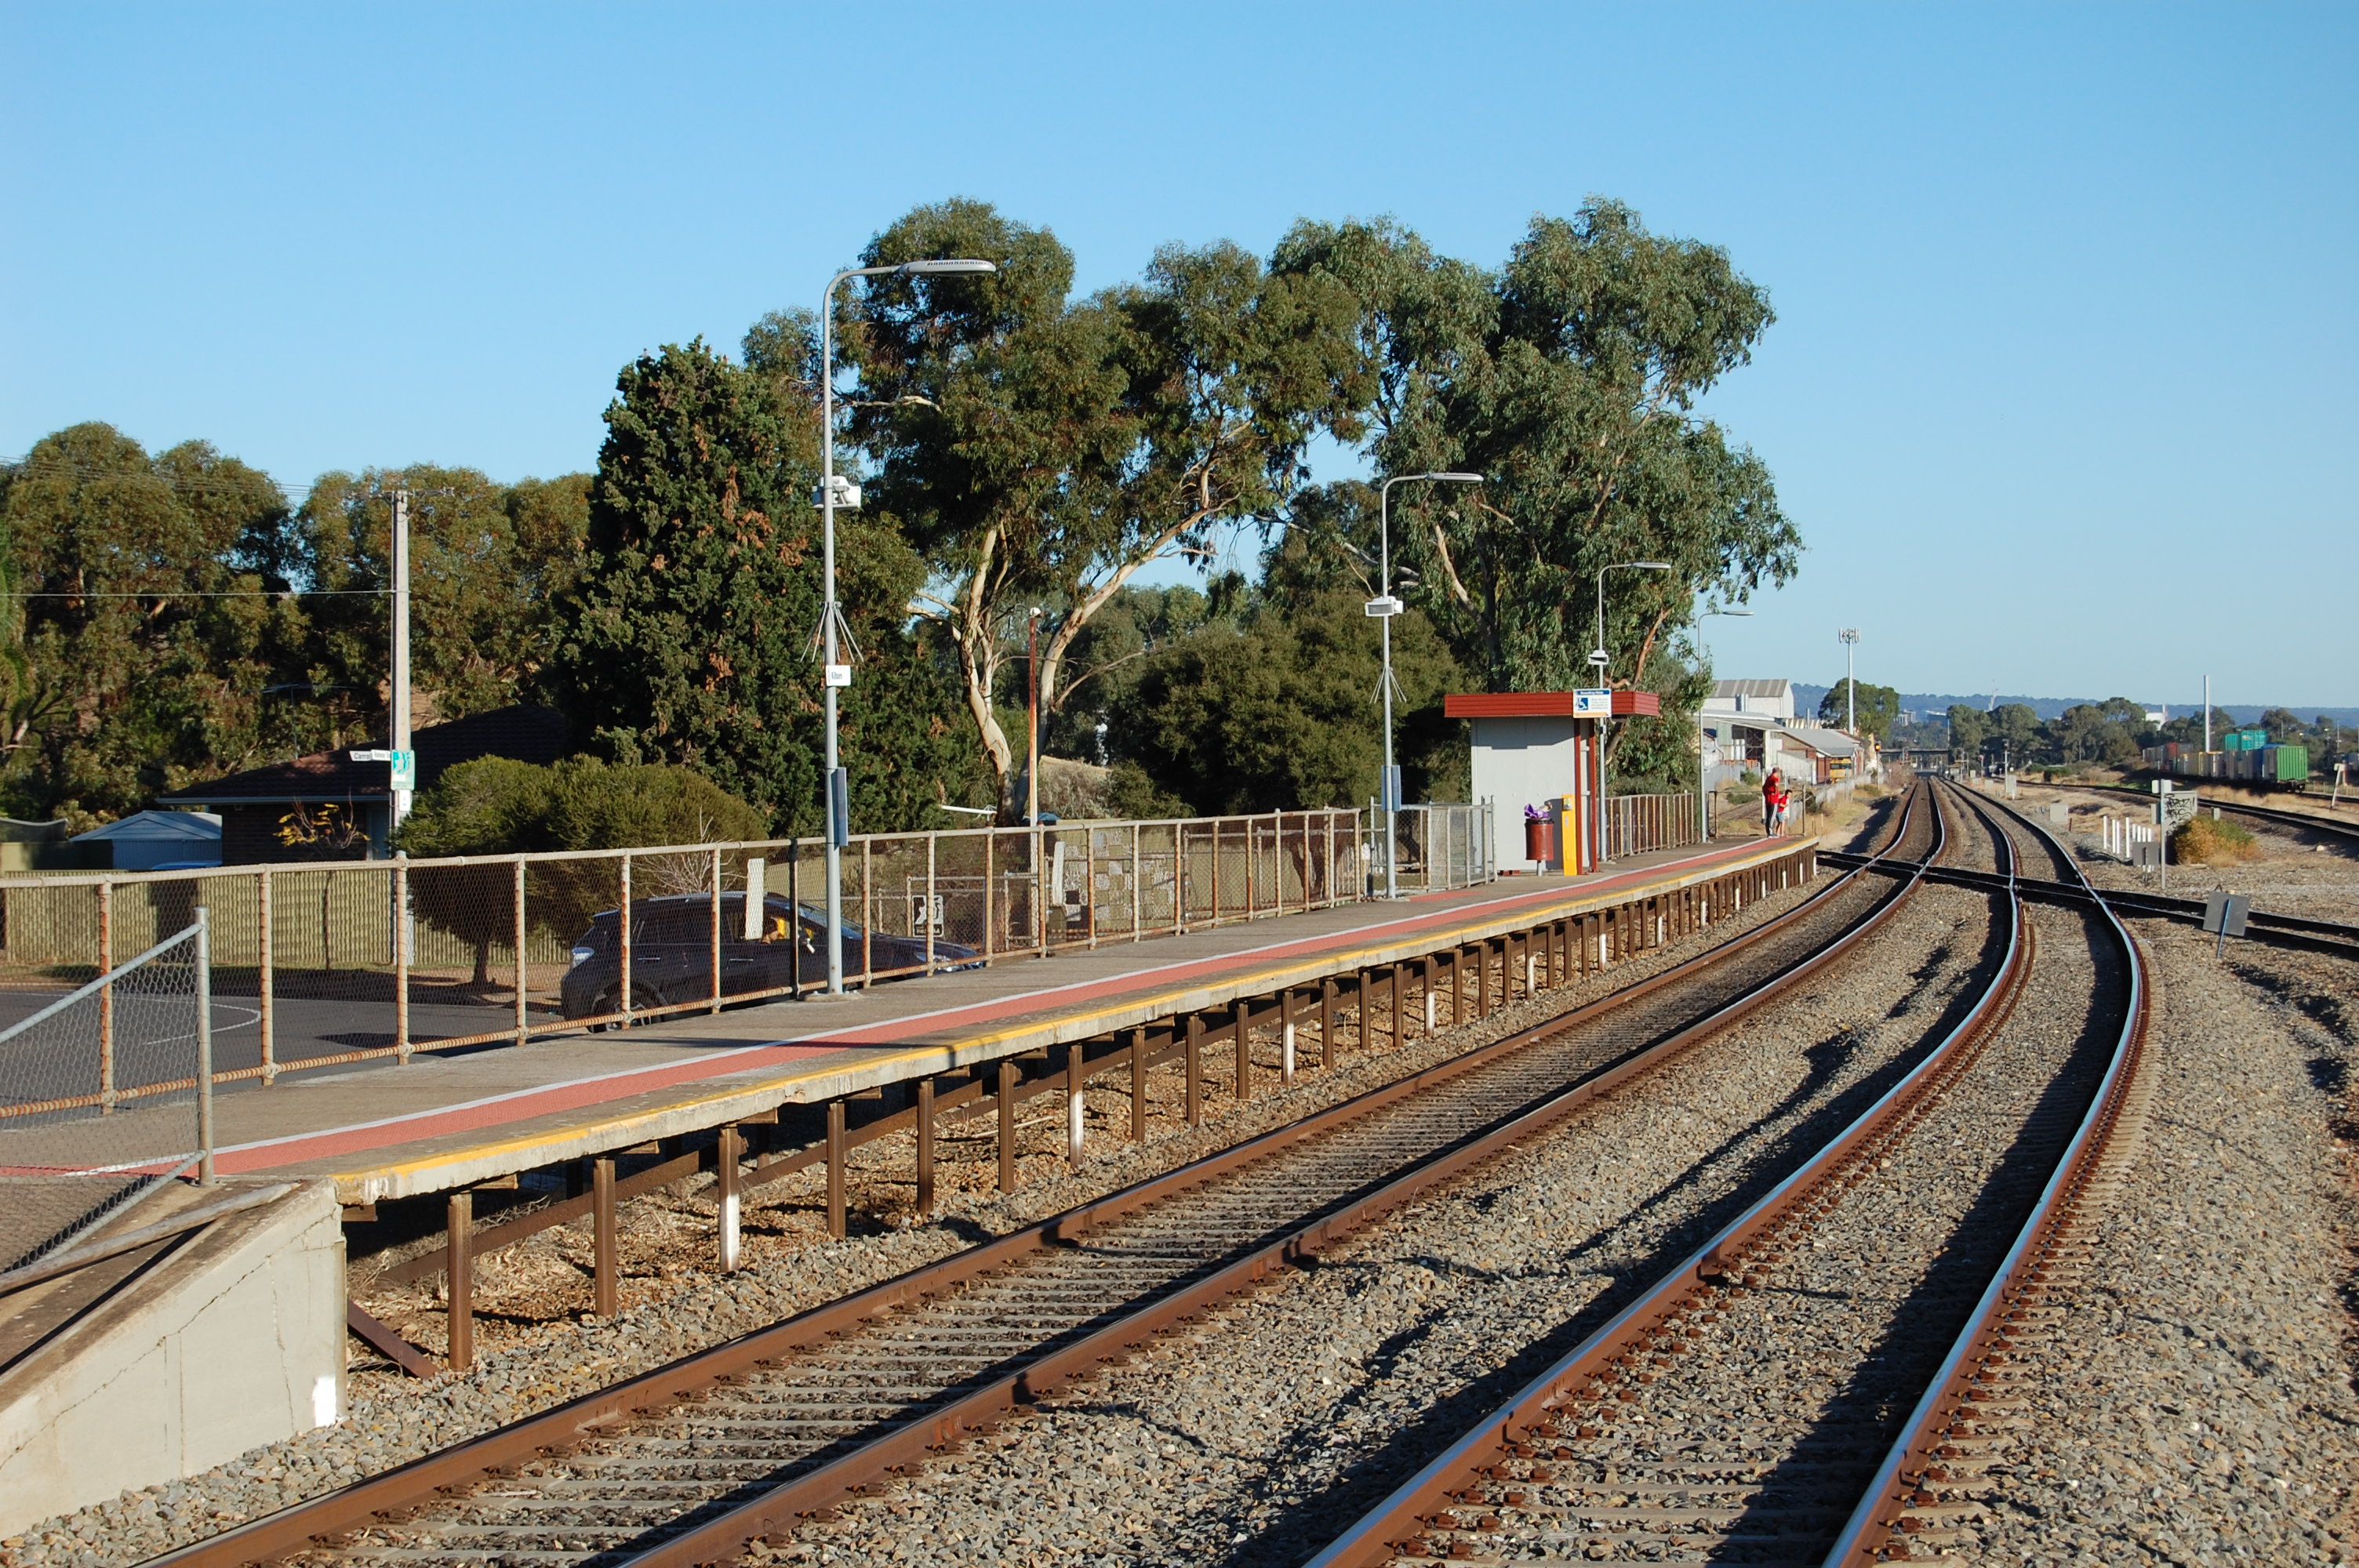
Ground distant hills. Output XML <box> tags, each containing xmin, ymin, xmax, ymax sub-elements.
<box><xmin>1790</xmin><ymin>685</ymin><xmax>2358</xmax><ymax>727</ymax></box>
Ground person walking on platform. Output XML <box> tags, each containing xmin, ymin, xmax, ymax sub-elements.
<box><xmin>1762</xmin><ymin>770</ymin><xmax>1787</xmax><ymax>837</ymax></box>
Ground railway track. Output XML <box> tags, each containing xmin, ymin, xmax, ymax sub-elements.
<box><xmin>1307</xmin><ymin>779</ymin><xmax>2150</xmax><ymax>1567</ymax></box>
<box><xmin>149</xmin><ymin>796</ymin><xmax>1943</xmax><ymax>1568</ymax></box>
<box><xmin>2166</xmin><ymin>792</ymin><xmax>2359</xmax><ymax>851</ymax></box>
<box><xmin>1823</xmin><ymin>788</ymin><xmax>2359</xmax><ymax>962</ymax></box>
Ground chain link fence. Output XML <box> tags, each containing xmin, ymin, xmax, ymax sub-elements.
<box><xmin>0</xmin><ymin>913</ymin><xmax>212</xmax><ymax>1182</ymax></box>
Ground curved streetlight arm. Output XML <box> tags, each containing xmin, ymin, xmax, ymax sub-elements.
<box><xmin>1371</xmin><ymin>470</ymin><xmax>1484</xmax><ymax>898</ymax></box>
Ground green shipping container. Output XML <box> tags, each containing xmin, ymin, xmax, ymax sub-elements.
<box><xmin>2223</xmin><ymin>728</ymin><xmax>2269</xmax><ymax>751</ymax></box>
<box><xmin>2268</xmin><ymin>744</ymin><xmax>2309</xmax><ymax>783</ymax></box>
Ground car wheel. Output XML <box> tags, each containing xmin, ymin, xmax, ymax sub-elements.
<box><xmin>589</xmin><ymin>984</ymin><xmax>664</xmax><ymax>1029</ymax></box>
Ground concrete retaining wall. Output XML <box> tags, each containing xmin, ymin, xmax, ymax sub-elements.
<box><xmin>0</xmin><ymin>1180</ymin><xmax>345</xmax><ymax>1537</ymax></box>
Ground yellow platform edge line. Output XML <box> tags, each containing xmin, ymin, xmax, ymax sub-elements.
<box><xmin>328</xmin><ymin>837</ymin><xmax>1815</xmax><ymax>1201</ymax></box>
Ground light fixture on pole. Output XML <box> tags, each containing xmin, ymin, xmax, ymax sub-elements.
<box><xmin>816</xmin><ymin>256</ymin><xmax>998</xmax><ymax>997</ymax></box>
<box><xmin>1372</xmin><ymin>471</ymin><xmax>1484</xmax><ymax>898</ymax></box>
<box><xmin>1694</xmin><ymin>607</ymin><xmax>1752</xmax><ymax>840</ymax></box>
<box><xmin>1592</xmin><ymin>561</ymin><xmax>1671</xmax><ymax>807</ymax></box>
<box><xmin>1837</xmin><ymin>628</ymin><xmax>1860</xmax><ymax>735</ymax></box>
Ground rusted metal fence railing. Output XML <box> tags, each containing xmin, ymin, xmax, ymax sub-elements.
<box><xmin>0</xmin><ymin>808</ymin><xmax>1445</xmax><ymax>1098</ymax></box>
<box><xmin>1601</xmin><ymin>792</ymin><xmax>1705</xmax><ymax>862</ymax></box>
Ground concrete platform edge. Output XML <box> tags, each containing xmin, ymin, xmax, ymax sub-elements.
<box><xmin>328</xmin><ymin>837</ymin><xmax>1815</xmax><ymax>1203</ymax></box>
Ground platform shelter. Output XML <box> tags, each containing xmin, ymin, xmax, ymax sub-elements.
<box><xmin>1445</xmin><ymin>689</ymin><xmax>1663</xmax><ymax>873</ymax></box>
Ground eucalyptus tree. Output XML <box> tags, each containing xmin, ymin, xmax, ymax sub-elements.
<box><xmin>832</xmin><ymin>199</ymin><xmax>1372</xmax><ymax>818</ymax></box>
<box><xmin>0</xmin><ymin>423</ymin><xmax>310</xmax><ymax>819</ymax></box>
<box><xmin>1271</xmin><ymin>203</ymin><xmax>1801</xmax><ymax>774</ymax></box>
<box><xmin>297</xmin><ymin>464</ymin><xmax>589</xmax><ymax>728</ymax></box>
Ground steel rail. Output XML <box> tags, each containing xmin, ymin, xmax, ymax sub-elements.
<box><xmin>1819</xmin><ymin>848</ymin><xmax>2359</xmax><ymax>960</ymax></box>
<box><xmin>2117</xmin><ymin>788</ymin><xmax>2359</xmax><ymax>850</ymax></box>
<box><xmin>1302</xmin><ymin>782</ymin><xmax>2025</xmax><ymax>1568</ymax></box>
<box><xmin>1819</xmin><ymin>780</ymin><xmax>2153</xmax><ymax>1564</ymax></box>
<box><xmin>144</xmin><ymin>806</ymin><xmax>1932</xmax><ymax>1568</ymax></box>
<box><xmin>613</xmin><ymin>798</ymin><xmax>1943</xmax><ymax>1568</ymax></box>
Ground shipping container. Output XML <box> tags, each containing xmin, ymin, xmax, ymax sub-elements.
<box><xmin>2223</xmin><ymin>728</ymin><xmax>2270</xmax><ymax>752</ymax></box>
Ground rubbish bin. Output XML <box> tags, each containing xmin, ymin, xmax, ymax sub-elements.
<box><xmin>1524</xmin><ymin>817</ymin><xmax>1557</xmax><ymax>867</ymax></box>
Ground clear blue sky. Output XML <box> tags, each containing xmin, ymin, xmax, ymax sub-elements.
<box><xmin>4</xmin><ymin>3</ymin><xmax>2351</xmax><ymax>710</ymax></box>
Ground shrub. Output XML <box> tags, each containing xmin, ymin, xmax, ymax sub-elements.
<box><xmin>2169</xmin><ymin>815</ymin><xmax>2259</xmax><ymax>866</ymax></box>
<box><xmin>398</xmin><ymin>757</ymin><xmax>769</xmax><ymax>971</ymax></box>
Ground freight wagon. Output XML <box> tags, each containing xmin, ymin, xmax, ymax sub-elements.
<box><xmin>2139</xmin><ymin>742</ymin><xmax>2310</xmax><ymax>786</ymax></box>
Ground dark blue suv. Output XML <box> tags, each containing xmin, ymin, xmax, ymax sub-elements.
<box><xmin>558</xmin><ymin>891</ymin><xmax>978</xmax><ymax>1020</ymax></box>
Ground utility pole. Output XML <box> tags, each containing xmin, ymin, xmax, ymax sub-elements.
<box><xmin>2203</xmin><ymin>673</ymin><xmax>2212</xmax><ymax>751</ymax></box>
<box><xmin>391</xmin><ymin>489</ymin><xmax>413</xmax><ymax>832</ymax></box>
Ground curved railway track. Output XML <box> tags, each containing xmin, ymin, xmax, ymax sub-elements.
<box><xmin>1307</xmin><ymin>779</ymin><xmax>2151</xmax><ymax>1567</ymax></box>
<box><xmin>2174</xmin><ymin>792</ymin><xmax>2359</xmax><ymax>851</ymax></box>
<box><xmin>1824</xmin><ymin>786</ymin><xmax>2359</xmax><ymax>962</ymax></box>
<box><xmin>149</xmin><ymin>797</ymin><xmax>1944</xmax><ymax>1568</ymax></box>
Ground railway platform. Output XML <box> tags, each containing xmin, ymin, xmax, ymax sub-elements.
<box><xmin>202</xmin><ymin>833</ymin><xmax>1815</xmax><ymax>1210</ymax></box>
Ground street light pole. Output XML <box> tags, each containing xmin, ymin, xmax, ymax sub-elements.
<box><xmin>1590</xmin><ymin>561</ymin><xmax>1672</xmax><ymax>814</ymax></box>
<box><xmin>817</xmin><ymin>256</ymin><xmax>997</xmax><ymax>996</ymax></box>
<box><xmin>1837</xmin><ymin>628</ymin><xmax>1859</xmax><ymax>735</ymax></box>
<box><xmin>1694</xmin><ymin>607</ymin><xmax>1752</xmax><ymax>841</ymax></box>
<box><xmin>1373</xmin><ymin>471</ymin><xmax>1484</xmax><ymax>898</ymax></box>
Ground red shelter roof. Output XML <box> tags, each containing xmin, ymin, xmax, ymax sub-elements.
<box><xmin>1443</xmin><ymin>691</ymin><xmax>1661</xmax><ymax>718</ymax></box>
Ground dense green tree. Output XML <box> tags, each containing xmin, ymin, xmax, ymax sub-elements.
<box><xmin>398</xmin><ymin>756</ymin><xmax>770</xmax><ymax>972</ymax></box>
<box><xmin>1987</xmin><ymin>702</ymin><xmax>2041</xmax><ymax>767</ymax></box>
<box><xmin>1270</xmin><ymin>204</ymin><xmax>1800</xmax><ymax>781</ymax></box>
<box><xmin>1945</xmin><ymin>704</ymin><xmax>1990</xmax><ymax>758</ymax></box>
<box><xmin>1039</xmin><ymin>584</ymin><xmax>1220</xmax><ymax>760</ymax></box>
<box><xmin>2256</xmin><ymin>706</ymin><xmax>2304</xmax><ymax>743</ymax></box>
<box><xmin>296</xmin><ymin>465</ymin><xmax>591</xmax><ymax>729</ymax></box>
<box><xmin>828</xmin><ymin>198</ymin><xmax>1372</xmax><ymax>818</ymax></box>
<box><xmin>547</xmin><ymin>339</ymin><xmax>980</xmax><ymax>833</ymax></box>
<box><xmin>1104</xmin><ymin>533</ymin><xmax>1466</xmax><ymax>814</ymax></box>
<box><xmin>2047</xmin><ymin>698</ymin><xmax>2146</xmax><ymax>765</ymax></box>
<box><xmin>0</xmin><ymin>423</ymin><xmax>317</xmax><ymax>821</ymax></box>
<box><xmin>1819</xmin><ymin>678</ymin><xmax>1902</xmax><ymax>741</ymax></box>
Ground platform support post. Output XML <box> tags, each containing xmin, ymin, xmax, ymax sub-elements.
<box><xmin>1423</xmin><ymin>959</ymin><xmax>1437</xmax><ymax>1033</ymax></box>
<box><xmin>717</xmin><ymin>1123</ymin><xmax>742</xmax><ymax>1272</ymax></box>
<box><xmin>591</xmin><ymin>1156</ymin><xmax>618</xmax><ymax>1316</ymax></box>
<box><xmin>514</xmin><ymin>858</ymin><xmax>529</xmax><ymax>1044</ymax></box>
<box><xmin>1066</xmin><ymin>1041</ymin><xmax>1086</xmax><ymax>1167</ymax></box>
<box><xmin>709</xmin><ymin>848</ymin><xmax>725</xmax><ymax>1012</ymax></box>
<box><xmin>1234</xmin><ymin>1004</ymin><xmax>1252</xmax><ymax>1100</ymax></box>
<box><xmin>97</xmin><ymin>882</ymin><xmax>114</xmax><ymax>1109</ymax></box>
<box><xmin>445</xmin><ymin>1191</ymin><xmax>473</xmax><ymax>1373</ymax></box>
<box><xmin>997</xmin><ymin>1060</ymin><xmax>1018</xmax><ymax>1192</ymax></box>
<box><xmin>916</xmin><ymin>1076</ymin><xmax>936</xmax><ymax>1217</ymax></box>
<box><xmin>256</xmin><ymin>871</ymin><xmax>274</xmax><ymax>1085</ymax></box>
<box><xmin>1281</xmin><ymin>989</ymin><xmax>1297</xmax><ymax>1084</ymax></box>
<box><xmin>619</xmin><ymin>853</ymin><xmax>634</xmax><ymax>1025</ymax></box>
<box><xmin>1184</xmin><ymin>1014</ymin><xmax>1203</xmax><ymax>1126</ymax></box>
<box><xmin>1478</xmin><ymin>942</ymin><xmax>1492</xmax><ymax>1017</ymax></box>
<box><xmin>1129</xmin><ymin>1028</ymin><xmax>1147</xmax><ymax>1142</ymax></box>
<box><xmin>824</xmin><ymin>1099</ymin><xmax>848</xmax><ymax>1236</ymax></box>
<box><xmin>1320</xmin><ymin>977</ymin><xmax>1337</xmax><ymax>1068</ymax></box>
<box><xmin>1389</xmin><ymin>963</ymin><xmax>1403</xmax><ymax>1047</ymax></box>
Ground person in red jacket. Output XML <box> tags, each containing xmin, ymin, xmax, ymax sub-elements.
<box><xmin>1762</xmin><ymin>770</ymin><xmax>1787</xmax><ymax>837</ymax></box>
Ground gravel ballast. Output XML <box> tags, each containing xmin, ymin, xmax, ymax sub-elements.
<box><xmin>2</xmin><ymin>867</ymin><xmax>1837</xmax><ymax>1568</ymax></box>
<box><xmin>741</xmin><ymin>883</ymin><xmax>2002</xmax><ymax>1566</ymax></box>
<box><xmin>1964</xmin><ymin>926</ymin><xmax>2359</xmax><ymax>1565</ymax></box>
